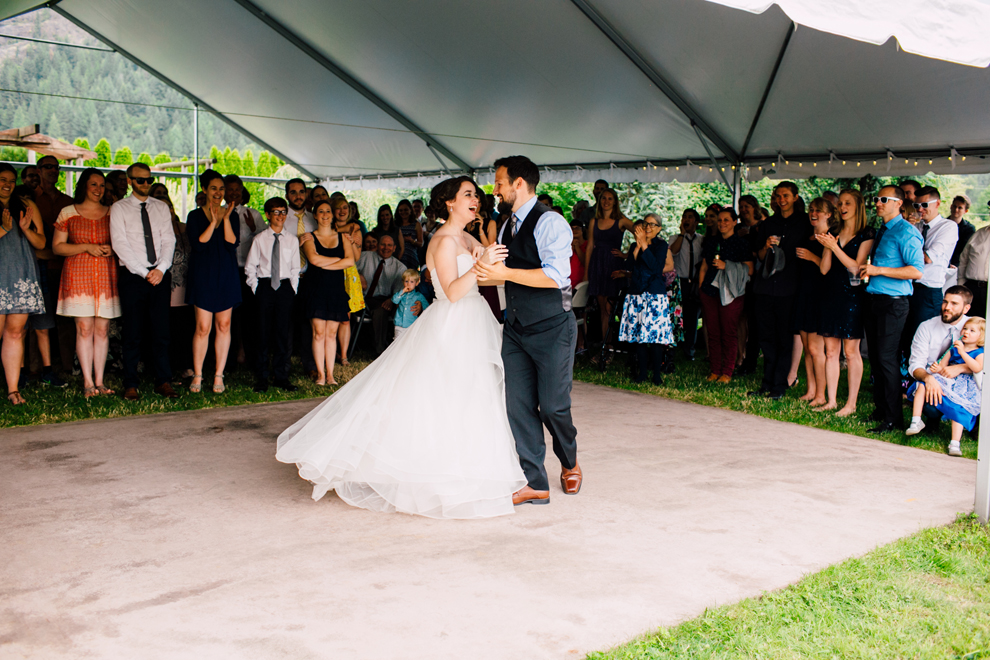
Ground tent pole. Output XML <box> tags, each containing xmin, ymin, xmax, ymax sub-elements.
<box><xmin>732</xmin><ymin>167</ymin><xmax>741</xmax><ymax>210</ymax></box>
<box><xmin>978</xmin><ymin>282</ymin><xmax>990</xmax><ymax>523</ymax></box>
<box><xmin>193</xmin><ymin>104</ymin><xmax>198</xmax><ymax>180</ymax></box>
<box><xmin>691</xmin><ymin>122</ymin><xmax>732</xmax><ymax>191</ymax></box>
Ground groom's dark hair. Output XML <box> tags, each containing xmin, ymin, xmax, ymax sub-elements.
<box><xmin>494</xmin><ymin>155</ymin><xmax>540</xmax><ymax>192</ymax></box>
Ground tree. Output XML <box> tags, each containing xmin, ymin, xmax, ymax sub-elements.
<box><xmin>153</xmin><ymin>152</ymin><xmax>171</xmax><ymax>165</ymax></box>
<box><xmin>136</xmin><ymin>152</ymin><xmax>153</xmax><ymax>166</ymax></box>
<box><xmin>94</xmin><ymin>138</ymin><xmax>112</xmax><ymax>167</ymax></box>
<box><xmin>113</xmin><ymin>146</ymin><xmax>134</xmax><ymax>166</ymax></box>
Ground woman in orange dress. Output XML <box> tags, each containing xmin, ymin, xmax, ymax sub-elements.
<box><xmin>53</xmin><ymin>168</ymin><xmax>121</xmax><ymax>397</ymax></box>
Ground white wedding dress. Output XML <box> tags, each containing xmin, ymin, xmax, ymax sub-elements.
<box><xmin>276</xmin><ymin>253</ymin><xmax>527</xmax><ymax>519</ymax></box>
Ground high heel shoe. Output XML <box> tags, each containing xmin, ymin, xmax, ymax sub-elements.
<box><xmin>189</xmin><ymin>374</ymin><xmax>203</xmax><ymax>393</ymax></box>
<box><xmin>213</xmin><ymin>374</ymin><xmax>225</xmax><ymax>394</ymax></box>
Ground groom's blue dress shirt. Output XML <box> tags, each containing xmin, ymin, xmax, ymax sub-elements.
<box><xmin>500</xmin><ymin>195</ymin><xmax>572</xmax><ymax>288</ymax></box>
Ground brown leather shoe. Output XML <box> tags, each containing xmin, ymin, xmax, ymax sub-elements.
<box><xmin>154</xmin><ymin>382</ymin><xmax>180</xmax><ymax>398</ymax></box>
<box><xmin>560</xmin><ymin>463</ymin><xmax>583</xmax><ymax>495</ymax></box>
<box><xmin>123</xmin><ymin>387</ymin><xmax>140</xmax><ymax>401</ymax></box>
<box><xmin>512</xmin><ymin>486</ymin><xmax>550</xmax><ymax>506</ymax></box>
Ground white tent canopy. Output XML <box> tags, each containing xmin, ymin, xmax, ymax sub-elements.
<box><xmin>4</xmin><ymin>0</ymin><xmax>990</xmax><ymax>189</ymax></box>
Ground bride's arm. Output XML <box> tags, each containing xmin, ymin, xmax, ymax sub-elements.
<box><xmin>433</xmin><ymin>236</ymin><xmax>479</xmax><ymax>303</ymax></box>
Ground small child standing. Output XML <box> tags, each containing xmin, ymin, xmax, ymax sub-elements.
<box><xmin>906</xmin><ymin>317</ymin><xmax>985</xmax><ymax>456</ymax></box>
<box><xmin>392</xmin><ymin>269</ymin><xmax>430</xmax><ymax>341</ymax></box>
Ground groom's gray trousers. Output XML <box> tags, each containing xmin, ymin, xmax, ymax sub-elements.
<box><xmin>502</xmin><ymin>310</ymin><xmax>578</xmax><ymax>492</ymax></box>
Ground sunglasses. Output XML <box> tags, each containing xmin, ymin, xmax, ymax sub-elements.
<box><xmin>873</xmin><ymin>196</ymin><xmax>901</xmax><ymax>205</ymax></box>
<box><xmin>39</xmin><ymin>163</ymin><xmax>59</xmax><ymax>170</ymax></box>
<box><xmin>912</xmin><ymin>200</ymin><xmax>938</xmax><ymax>210</ymax></box>
<box><xmin>131</xmin><ymin>177</ymin><xmax>154</xmax><ymax>185</ymax></box>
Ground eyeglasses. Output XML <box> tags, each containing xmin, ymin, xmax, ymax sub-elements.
<box><xmin>644</xmin><ymin>222</ymin><xmax>661</xmax><ymax>228</ymax></box>
<box><xmin>131</xmin><ymin>177</ymin><xmax>154</xmax><ymax>185</ymax></box>
<box><xmin>873</xmin><ymin>196</ymin><xmax>901</xmax><ymax>205</ymax></box>
<box><xmin>269</xmin><ymin>210</ymin><xmax>288</xmax><ymax>217</ymax></box>
<box><xmin>39</xmin><ymin>163</ymin><xmax>59</xmax><ymax>170</ymax></box>
<box><xmin>912</xmin><ymin>200</ymin><xmax>938</xmax><ymax>210</ymax></box>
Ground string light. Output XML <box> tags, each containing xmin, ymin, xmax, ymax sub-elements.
<box><xmin>842</xmin><ymin>160</ymin><xmax>846</xmax><ymax>165</ymax></box>
<box><xmin>785</xmin><ymin>160</ymin><xmax>790</xmax><ymax>165</ymax></box>
<box><xmin>856</xmin><ymin>162</ymin><xmax>861</xmax><ymax>167</ymax></box>
<box><xmin>963</xmin><ymin>156</ymin><xmax>967</xmax><ymax>161</ymax></box>
<box><xmin>905</xmin><ymin>159</ymin><xmax>909</xmax><ymax>164</ymax></box>
<box><xmin>914</xmin><ymin>161</ymin><xmax>919</xmax><ymax>166</ymax></box>
<box><xmin>873</xmin><ymin>160</ymin><xmax>877</xmax><ymax>165</ymax></box>
<box><xmin>928</xmin><ymin>159</ymin><xmax>933</xmax><ymax>165</ymax></box>
<box><xmin>798</xmin><ymin>162</ymin><xmax>803</xmax><ymax>167</ymax></box>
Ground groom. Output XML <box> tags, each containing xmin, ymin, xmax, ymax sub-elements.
<box><xmin>474</xmin><ymin>155</ymin><xmax>580</xmax><ymax>506</ymax></box>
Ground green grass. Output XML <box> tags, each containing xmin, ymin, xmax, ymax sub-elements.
<box><xmin>1</xmin><ymin>358</ymin><xmax>371</xmax><ymax>428</ymax></box>
<box><xmin>574</xmin><ymin>351</ymin><xmax>978</xmax><ymax>460</ymax></box>
<box><xmin>588</xmin><ymin>515</ymin><xmax>990</xmax><ymax>659</ymax></box>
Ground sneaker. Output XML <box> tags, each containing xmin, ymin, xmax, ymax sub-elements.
<box><xmin>40</xmin><ymin>371</ymin><xmax>67</xmax><ymax>388</ymax></box>
<box><xmin>948</xmin><ymin>441</ymin><xmax>962</xmax><ymax>457</ymax></box>
<box><xmin>905</xmin><ymin>419</ymin><xmax>926</xmax><ymax>436</ymax></box>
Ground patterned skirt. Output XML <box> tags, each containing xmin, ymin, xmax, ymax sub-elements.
<box><xmin>343</xmin><ymin>265</ymin><xmax>365</xmax><ymax>313</ymax></box>
<box><xmin>619</xmin><ymin>292</ymin><xmax>674</xmax><ymax>345</ymax></box>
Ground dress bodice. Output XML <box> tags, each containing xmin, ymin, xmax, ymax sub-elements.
<box><xmin>431</xmin><ymin>253</ymin><xmax>476</xmax><ymax>302</ymax></box>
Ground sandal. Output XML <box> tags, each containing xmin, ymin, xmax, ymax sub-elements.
<box><xmin>96</xmin><ymin>385</ymin><xmax>114</xmax><ymax>395</ymax></box>
<box><xmin>315</xmin><ymin>378</ymin><xmax>327</xmax><ymax>386</ymax></box>
<box><xmin>7</xmin><ymin>391</ymin><xmax>25</xmax><ymax>405</ymax></box>
<box><xmin>189</xmin><ymin>374</ymin><xmax>203</xmax><ymax>393</ymax></box>
<box><xmin>213</xmin><ymin>375</ymin><xmax>225</xmax><ymax>394</ymax></box>
<box><xmin>83</xmin><ymin>386</ymin><xmax>98</xmax><ymax>399</ymax></box>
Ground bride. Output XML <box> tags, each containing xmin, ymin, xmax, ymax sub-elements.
<box><xmin>276</xmin><ymin>176</ymin><xmax>527</xmax><ymax>519</ymax></box>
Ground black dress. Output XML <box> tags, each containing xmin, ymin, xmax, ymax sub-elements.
<box><xmin>819</xmin><ymin>227</ymin><xmax>876</xmax><ymax>339</ymax></box>
<box><xmin>304</xmin><ymin>233</ymin><xmax>350</xmax><ymax>322</ymax></box>
<box><xmin>185</xmin><ymin>208</ymin><xmax>241</xmax><ymax>312</ymax></box>
<box><xmin>792</xmin><ymin>235</ymin><xmax>825</xmax><ymax>333</ymax></box>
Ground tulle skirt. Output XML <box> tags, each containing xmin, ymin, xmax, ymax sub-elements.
<box><xmin>276</xmin><ymin>290</ymin><xmax>526</xmax><ymax>519</ymax></box>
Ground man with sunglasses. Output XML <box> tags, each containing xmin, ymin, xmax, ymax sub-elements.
<box><xmin>109</xmin><ymin>162</ymin><xmax>178</xmax><ymax>400</ymax></box>
<box><xmin>904</xmin><ymin>187</ymin><xmax>957</xmax><ymax>350</ymax></box>
<box><xmin>858</xmin><ymin>186</ymin><xmax>924</xmax><ymax>433</ymax></box>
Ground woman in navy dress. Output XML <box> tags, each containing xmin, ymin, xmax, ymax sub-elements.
<box><xmin>584</xmin><ymin>188</ymin><xmax>633</xmax><ymax>343</ymax></box>
<box><xmin>816</xmin><ymin>189</ymin><xmax>875</xmax><ymax>417</ymax></box>
<box><xmin>186</xmin><ymin>169</ymin><xmax>241</xmax><ymax>393</ymax></box>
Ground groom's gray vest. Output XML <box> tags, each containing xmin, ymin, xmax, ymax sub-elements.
<box><xmin>503</xmin><ymin>201</ymin><xmax>572</xmax><ymax>327</ymax></box>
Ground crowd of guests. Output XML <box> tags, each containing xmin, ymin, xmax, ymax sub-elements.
<box><xmin>0</xmin><ymin>159</ymin><xmax>986</xmax><ymax>455</ymax></box>
<box><xmin>0</xmin><ymin>157</ymin><xmax>439</xmax><ymax>403</ymax></box>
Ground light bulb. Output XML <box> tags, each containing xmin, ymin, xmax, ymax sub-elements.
<box><xmin>842</xmin><ymin>160</ymin><xmax>846</xmax><ymax>165</ymax></box>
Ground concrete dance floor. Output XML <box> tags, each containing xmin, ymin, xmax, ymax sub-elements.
<box><xmin>0</xmin><ymin>382</ymin><xmax>976</xmax><ymax>659</ymax></box>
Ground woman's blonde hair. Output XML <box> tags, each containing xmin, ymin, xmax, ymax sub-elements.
<box><xmin>838</xmin><ymin>189</ymin><xmax>867</xmax><ymax>234</ymax></box>
<box><xmin>331</xmin><ymin>196</ymin><xmax>350</xmax><ymax>221</ymax></box>
<box><xmin>964</xmin><ymin>317</ymin><xmax>986</xmax><ymax>347</ymax></box>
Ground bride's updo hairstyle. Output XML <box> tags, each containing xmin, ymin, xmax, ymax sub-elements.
<box><xmin>429</xmin><ymin>176</ymin><xmax>480</xmax><ymax>220</ymax></box>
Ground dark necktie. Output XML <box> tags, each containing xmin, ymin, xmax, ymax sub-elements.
<box><xmin>687</xmin><ymin>235</ymin><xmax>695</xmax><ymax>282</ymax></box>
<box><xmin>140</xmin><ymin>202</ymin><xmax>156</xmax><ymax>263</ymax></box>
<box><xmin>503</xmin><ymin>214</ymin><xmax>519</xmax><ymax>249</ymax></box>
<box><xmin>922</xmin><ymin>222</ymin><xmax>930</xmax><ymax>246</ymax></box>
<box><xmin>870</xmin><ymin>222</ymin><xmax>888</xmax><ymax>260</ymax></box>
<box><xmin>368</xmin><ymin>257</ymin><xmax>386</xmax><ymax>297</ymax></box>
<box><xmin>271</xmin><ymin>233</ymin><xmax>281</xmax><ymax>291</ymax></box>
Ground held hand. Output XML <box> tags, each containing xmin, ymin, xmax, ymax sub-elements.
<box><xmin>86</xmin><ymin>244</ymin><xmax>105</xmax><ymax>257</ymax></box>
<box><xmin>484</xmin><ymin>244</ymin><xmax>508</xmax><ymax>265</ymax></box>
<box><xmin>473</xmin><ymin>258</ymin><xmax>508</xmax><ymax>281</ymax></box>
<box><xmin>381</xmin><ymin>300</ymin><xmax>395</xmax><ymax>312</ymax></box>
<box><xmin>610</xmin><ymin>248</ymin><xmax>625</xmax><ymax>258</ymax></box>
<box><xmin>953</xmin><ymin>339</ymin><xmax>965</xmax><ymax>352</ymax></box>
<box><xmin>299</xmin><ymin>232</ymin><xmax>313</xmax><ymax>245</ymax></box>
<box><xmin>765</xmin><ymin>236</ymin><xmax>780</xmax><ymax>250</ymax></box>
<box><xmin>411</xmin><ymin>301</ymin><xmax>423</xmax><ymax>317</ymax></box>
<box><xmin>924</xmin><ymin>375</ymin><xmax>944</xmax><ymax>406</ymax></box>
<box><xmin>795</xmin><ymin>247</ymin><xmax>813</xmax><ymax>261</ymax></box>
<box><xmin>146</xmin><ymin>269</ymin><xmax>164</xmax><ymax>286</ymax></box>
<box><xmin>610</xmin><ymin>270</ymin><xmax>628</xmax><ymax>280</ymax></box>
<box><xmin>713</xmin><ymin>258</ymin><xmax>727</xmax><ymax>270</ymax></box>
<box><xmin>929</xmin><ymin>362</ymin><xmax>944</xmax><ymax>375</ymax></box>
<box><xmin>471</xmin><ymin>245</ymin><xmax>485</xmax><ymax>262</ymax></box>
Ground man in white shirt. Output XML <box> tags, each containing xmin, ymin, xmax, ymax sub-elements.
<box><xmin>904</xmin><ymin>186</ymin><xmax>958</xmax><ymax>350</ymax></box>
<box><xmin>109</xmin><ymin>162</ymin><xmax>178</xmax><ymax>400</ymax></box>
<box><xmin>244</xmin><ymin>197</ymin><xmax>301</xmax><ymax>392</ymax></box>
<box><xmin>412</xmin><ymin>198</ymin><xmax>425</xmax><ymax>225</ymax></box>
<box><xmin>356</xmin><ymin>235</ymin><xmax>407</xmax><ymax>355</ymax></box>
<box><xmin>907</xmin><ymin>286</ymin><xmax>972</xmax><ymax>439</ymax></box>
<box><xmin>669</xmin><ymin>211</ymin><xmax>703</xmax><ymax>359</ymax></box>
<box><xmin>958</xmin><ymin>214</ymin><xmax>990</xmax><ymax>319</ymax></box>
